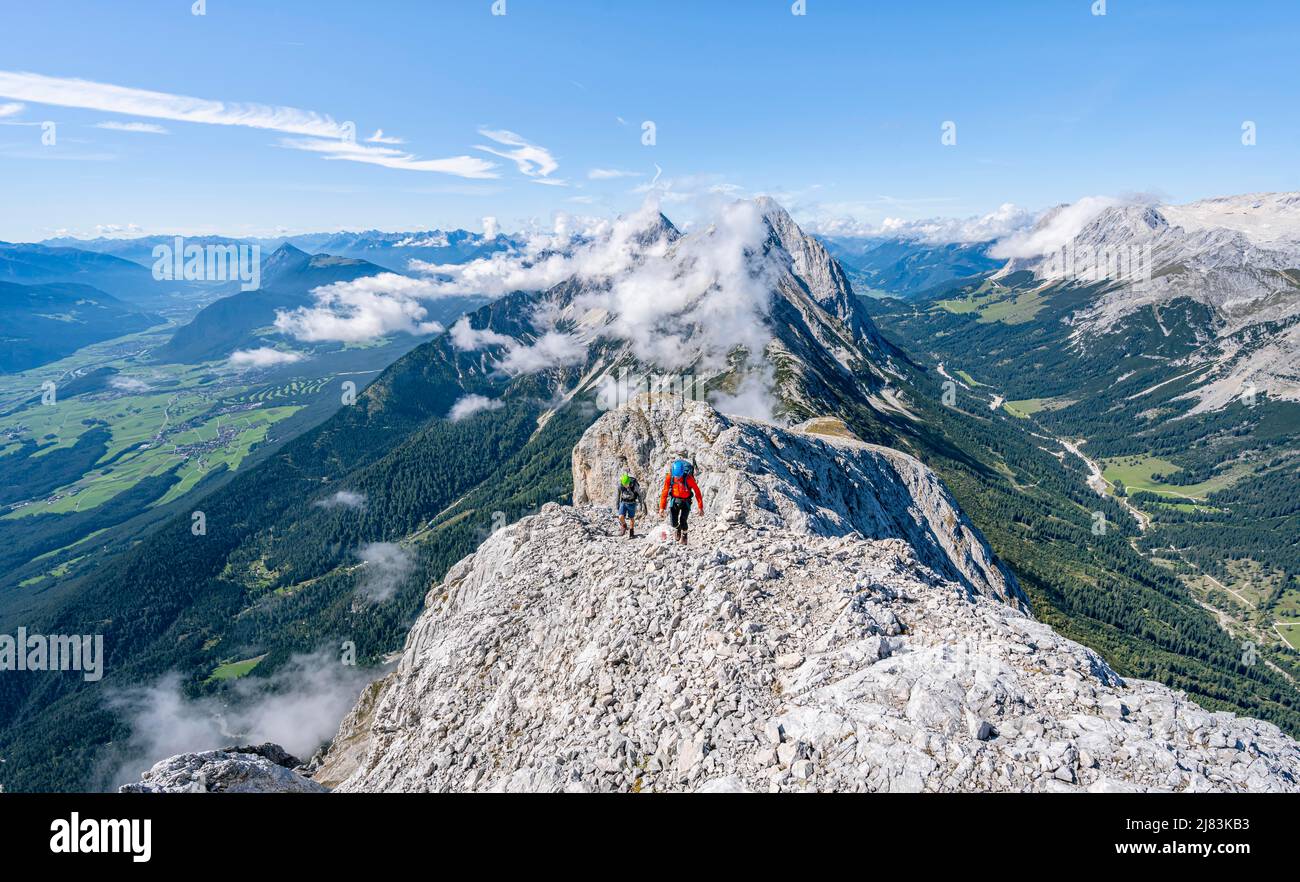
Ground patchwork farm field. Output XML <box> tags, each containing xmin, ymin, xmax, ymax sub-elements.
<box><xmin>0</xmin><ymin>318</ymin><xmax>434</xmax><ymax>598</ymax></box>
<box><xmin>1</xmin><ymin>353</ymin><xmax>307</xmax><ymax>518</ymax></box>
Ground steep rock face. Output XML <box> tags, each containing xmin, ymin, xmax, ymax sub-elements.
<box><xmin>571</xmin><ymin>395</ymin><xmax>1018</xmax><ymax>606</ymax></box>
<box><xmin>314</xmin><ymin>398</ymin><xmax>1300</xmax><ymax>793</ymax></box>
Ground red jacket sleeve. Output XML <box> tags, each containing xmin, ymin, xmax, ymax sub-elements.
<box><xmin>687</xmin><ymin>475</ymin><xmax>703</xmax><ymax>511</ymax></box>
<box><xmin>659</xmin><ymin>474</ymin><xmax>670</xmax><ymax>510</ymax></box>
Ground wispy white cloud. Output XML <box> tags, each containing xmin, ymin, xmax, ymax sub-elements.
<box><xmin>279</xmin><ymin>136</ymin><xmax>498</xmax><ymax>178</ymax></box>
<box><xmin>95</xmin><ymin>120</ymin><xmax>169</xmax><ymax>134</ymax></box>
<box><xmin>588</xmin><ymin>167</ymin><xmax>641</xmax><ymax>180</ymax></box>
<box><xmin>104</xmin><ymin>650</ymin><xmax>380</xmax><ymax>790</ymax></box>
<box><xmin>109</xmin><ymin>375</ymin><xmax>151</xmax><ymax>392</ymax></box>
<box><xmin>448</xmin><ymin>393</ymin><xmax>504</xmax><ymax>421</ymax></box>
<box><xmin>355</xmin><ymin>542</ymin><xmax>413</xmax><ymax>604</ymax></box>
<box><xmin>94</xmin><ymin>223</ymin><xmax>144</xmax><ymax>237</ymax></box>
<box><xmin>0</xmin><ymin>70</ymin><xmax>351</xmax><ymax>137</ymax></box>
<box><xmin>314</xmin><ymin>490</ymin><xmax>367</xmax><ymax>510</ymax></box>
<box><xmin>0</xmin><ymin>101</ymin><xmax>24</xmax><ymax>118</ymax></box>
<box><xmin>0</xmin><ymin>71</ymin><xmax>505</xmax><ymax>179</ymax></box>
<box><xmin>475</xmin><ymin>128</ymin><xmax>560</xmax><ymax>182</ymax></box>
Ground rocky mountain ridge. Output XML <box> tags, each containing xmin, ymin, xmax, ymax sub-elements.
<box><xmin>225</xmin><ymin>396</ymin><xmax>1300</xmax><ymax>793</ymax></box>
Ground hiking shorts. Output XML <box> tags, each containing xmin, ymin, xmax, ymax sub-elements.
<box><xmin>618</xmin><ymin>501</ymin><xmax>637</xmax><ymax>518</ymax></box>
<box><xmin>669</xmin><ymin>497</ymin><xmax>691</xmax><ymax>531</ymax></box>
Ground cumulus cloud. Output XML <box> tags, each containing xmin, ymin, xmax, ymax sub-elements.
<box><xmin>494</xmin><ymin>331</ymin><xmax>589</xmax><ymax>375</ymax></box>
<box><xmin>355</xmin><ymin>542</ymin><xmax>415</xmax><ymax>604</ymax></box>
<box><xmin>274</xmin><ymin>274</ymin><xmax>446</xmax><ymax>342</ymax></box>
<box><xmin>413</xmin><ymin>197</ymin><xmax>777</xmax><ymax>376</ymax></box>
<box><xmin>988</xmin><ymin>196</ymin><xmax>1121</xmax><ymax>259</ymax></box>
<box><xmin>313</xmin><ymin>490</ymin><xmax>366</xmax><ymax>510</ymax></box>
<box><xmin>481</xmin><ymin>216</ymin><xmax>499</xmax><ymax>238</ymax></box>
<box><xmin>448</xmin><ymin>393</ymin><xmax>505</xmax><ymax>421</ymax></box>
<box><xmin>276</xmin><ymin>198</ymin><xmax>783</xmax><ymax>409</ymax></box>
<box><xmin>102</xmin><ymin>649</ymin><xmax>380</xmax><ymax>791</ymax></box>
<box><xmin>408</xmin><ymin>248</ymin><xmax>579</xmax><ymax>299</ymax></box>
<box><xmin>96</xmin><ymin>120</ymin><xmax>168</xmax><ymax>134</ymax></box>
<box><xmin>449</xmin><ymin>316</ymin><xmax>514</xmax><ymax>351</ymax></box>
<box><xmin>568</xmin><ymin>198</ymin><xmax>776</xmax><ymax>372</ymax></box>
<box><xmin>229</xmin><ymin>347</ymin><xmax>305</xmax><ymax>368</ymax></box>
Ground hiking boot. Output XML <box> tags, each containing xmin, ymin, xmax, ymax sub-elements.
<box><xmin>619</xmin><ymin>523</ymin><xmax>627</xmax><ymax>536</ymax></box>
<box><xmin>628</xmin><ymin>527</ymin><xmax>636</xmax><ymax>539</ymax></box>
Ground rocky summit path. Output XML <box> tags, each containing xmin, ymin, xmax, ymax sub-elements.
<box><xmin>304</xmin><ymin>397</ymin><xmax>1300</xmax><ymax>793</ymax></box>
<box><xmin>125</xmin><ymin>396</ymin><xmax>1300</xmax><ymax>793</ymax></box>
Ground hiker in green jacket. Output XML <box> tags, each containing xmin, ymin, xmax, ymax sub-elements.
<box><xmin>614</xmin><ymin>472</ymin><xmax>647</xmax><ymax>538</ymax></box>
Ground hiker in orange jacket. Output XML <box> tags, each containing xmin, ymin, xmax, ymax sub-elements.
<box><xmin>659</xmin><ymin>457</ymin><xmax>703</xmax><ymax>544</ymax></box>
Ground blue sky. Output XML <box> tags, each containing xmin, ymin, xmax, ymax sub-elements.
<box><xmin>0</xmin><ymin>0</ymin><xmax>1296</xmax><ymax>242</ymax></box>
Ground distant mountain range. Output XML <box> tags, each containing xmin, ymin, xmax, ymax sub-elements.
<box><xmin>995</xmin><ymin>192</ymin><xmax>1300</xmax><ymax>411</ymax></box>
<box><xmin>0</xmin><ymin>280</ymin><xmax>160</xmax><ymax>372</ymax></box>
<box><xmin>1</xmin><ymin>232</ymin><xmax>507</xmax><ymax>367</ymax></box>
<box><xmin>6</xmin><ymin>197</ymin><xmax>1295</xmax><ymax>792</ymax></box>
<box><xmin>0</xmin><ymin>243</ymin><xmax>177</xmax><ymax>310</ymax></box>
<box><xmin>39</xmin><ymin>228</ymin><xmax>517</xmax><ymax>275</ymax></box>
<box><xmin>819</xmin><ymin>236</ymin><xmax>1003</xmax><ymax>298</ymax></box>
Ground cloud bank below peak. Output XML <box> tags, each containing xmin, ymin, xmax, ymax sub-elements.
<box><xmin>808</xmin><ymin>202</ymin><xmax>1037</xmax><ymax>245</ymax></box>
